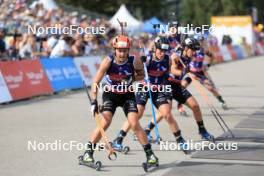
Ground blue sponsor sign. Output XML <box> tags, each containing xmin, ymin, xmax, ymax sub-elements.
<box><xmin>40</xmin><ymin>57</ymin><xmax>83</xmax><ymax>92</ymax></box>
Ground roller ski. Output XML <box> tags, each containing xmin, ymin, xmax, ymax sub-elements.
<box><xmin>153</xmin><ymin>136</ymin><xmax>162</xmax><ymax>144</ymax></box>
<box><xmin>177</xmin><ymin>136</ymin><xmax>190</xmax><ymax>154</ymax></box>
<box><xmin>142</xmin><ymin>154</ymin><xmax>159</xmax><ymax>172</ymax></box>
<box><xmin>147</xmin><ymin>134</ymin><xmax>162</xmax><ymax>144</ymax></box>
<box><xmin>199</xmin><ymin>129</ymin><xmax>215</xmax><ymax>142</ymax></box>
<box><xmin>132</xmin><ymin>132</ymin><xmax>154</xmax><ymax>143</ymax></box>
<box><xmin>78</xmin><ymin>152</ymin><xmax>102</xmax><ymax>171</ymax></box>
<box><xmin>110</xmin><ymin>141</ymin><xmax>130</xmax><ymax>154</ymax></box>
<box><xmin>144</xmin><ymin>127</ymin><xmax>162</xmax><ymax>144</ymax></box>
<box><xmin>142</xmin><ymin>131</ymin><xmax>154</xmax><ymax>143</ymax></box>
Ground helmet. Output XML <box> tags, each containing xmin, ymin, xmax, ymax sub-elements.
<box><xmin>194</xmin><ymin>34</ymin><xmax>205</xmax><ymax>41</ymax></box>
<box><xmin>112</xmin><ymin>35</ymin><xmax>131</xmax><ymax>49</ymax></box>
<box><xmin>168</xmin><ymin>21</ymin><xmax>179</xmax><ymax>28</ymax></box>
<box><xmin>182</xmin><ymin>37</ymin><xmax>200</xmax><ymax>51</ymax></box>
<box><xmin>154</xmin><ymin>36</ymin><xmax>170</xmax><ymax>50</ymax></box>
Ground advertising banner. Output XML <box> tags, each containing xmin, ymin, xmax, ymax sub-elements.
<box><xmin>0</xmin><ymin>71</ymin><xmax>12</xmax><ymax>103</ymax></box>
<box><xmin>74</xmin><ymin>56</ymin><xmax>102</xmax><ymax>86</ymax></box>
<box><xmin>40</xmin><ymin>57</ymin><xmax>83</xmax><ymax>92</ymax></box>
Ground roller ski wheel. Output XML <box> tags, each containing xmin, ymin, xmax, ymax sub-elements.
<box><xmin>110</xmin><ymin>142</ymin><xmax>130</xmax><ymax>154</ymax></box>
<box><xmin>142</xmin><ymin>161</ymin><xmax>159</xmax><ymax>172</ymax></box>
<box><xmin>123</xmin><ymin>146</ymin><xmax>130</xmax><ymax>154</ymax></box>
<box><xmin>78</xmin><ymin>155</ymin><xmax>102</xmax><ymax>171</ymax></box>
<box><xmin>142</xmin><ymin>158</ymin><xmax>159</xmax><ymax>172</ymax></box>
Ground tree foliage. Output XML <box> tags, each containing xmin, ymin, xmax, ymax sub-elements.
<box><xmin>55</xmin><ymin>0</ymin><xmax>264</xmax><ymax>24</ymax></box>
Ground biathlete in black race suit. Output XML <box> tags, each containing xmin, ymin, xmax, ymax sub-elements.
<box><xmin>144</xmin><ymin>37</ymin><xmax>215</xmax><ymax>142</ymax></box>
<box><xmin>167</xmin><ymin>22</ymin><xmax>190</xmax><ymax>116</ymax></box>
<box><xmin>182</xmin><ymin>35</ymin><xmax>228</xmax><ymax>110</ymax></box>
<box><xmin>112</xmin><ymin>36</ymin><xmax>190</xmax><ymax>152</ymax></box>
<box><xmin>81</xmin><ymin>34</ymin><xmax>158</xmax><ymax>166</ymax></box>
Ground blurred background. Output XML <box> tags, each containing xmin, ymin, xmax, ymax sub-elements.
<box><xmin>1</xmin><ymin>0</ymin><xmax>264</xmax><ymax>103</ymax></box>
<box><xmin>0</xmin><ymin>0</ymin><xmax>264</xmax><ymax>61</ymax></box>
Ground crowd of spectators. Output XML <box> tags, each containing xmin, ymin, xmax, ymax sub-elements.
<box><xmin>0</xmin><ymin>0</ymin><xmax>120</xmax><ymax>61</ymax></box>
<box><xmin>0</xmin><ymin>0</ymin><xmax>263</xmax><ymax>61</ymax></box>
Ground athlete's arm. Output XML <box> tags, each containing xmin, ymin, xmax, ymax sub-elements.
<box><xmin>170</xmin><ymin>53</ymin><xmax>183</xmax><ymax>76</ymax></box>
<box><xmin>91</xmin><ymin>56</ymin><xmax>111</xmax><ymax>100</ymax></box>
<box><xmin>205</xmin><ymin>50</ymin><xmax>214</xmax><ymax>65</ymax></box>
<box><xmin>133</xmin><ymin>56</ymin><xmax>144</xmax><ymax>81</ymax></box>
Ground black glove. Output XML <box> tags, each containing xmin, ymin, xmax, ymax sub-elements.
<box><xmin>90</xmin><ymin>99</ymin><xmax>98</xmax><ymax>116</ymax></box>
<box><xmin>140</xmin><ymin>56</ymin><xmax>147</xmax><ymax>63</ymax></box>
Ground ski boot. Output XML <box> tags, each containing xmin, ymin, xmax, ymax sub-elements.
<box><xmin>110</xmin><ymin>140</ymin><xmax>130</xmax><ymax>154</ymax></box>
<box><xmin>142</xmin><ymin>153</ymin><xmax>159</xmax><ymax>172</ymax></box>
<box><xmin>78</xmin><ymin>151</ymin><xmax>102</xmax><ymax>171</ymax></box>
<box><xmin>199</xmin><ymin>129</ymin><xmax>215</xmax><ymax>142</ymax></box>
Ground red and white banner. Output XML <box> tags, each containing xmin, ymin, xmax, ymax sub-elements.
<box><xmin>74</xmin><ymin>56</ymin><xmax>102</xmax><ymax>86</ymax></box>
<box><xmin>0</xmin><ymin>71</ymin><xmax>12</xmax><ymax>103</ymax></box>
<box><xmin>19</xmin><ymin>60</ymin><xmax>53</xmax><ymax>96</ymax></box>
<box><xmin>0</xmin><ymin>61</ymin><xmax>31</xmax><ymax>100</ymax></box>
<box><xmin>0</xmin><ymin>60</ymin><xmax>52</xmax><ymax>101</ymax></box>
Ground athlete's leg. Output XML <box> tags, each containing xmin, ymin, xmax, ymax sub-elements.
<box><xmin>185</xmin><ymin>96</ymin><xmax>202</xmax><ymax>122</ymax></box>
<box><xmin>83</xmin><ymin>111</ymin><xmax>113</xmax><ymax>163</ymax></box>
<box><xmin>185</xmin><ymin>96</ymin><xmax>214</xmax><ymax>140</ymax></box>
<box><xmin>114</xmin><ymin>104</ymin><xmax>145</xmax><ymax>144</ymax></box>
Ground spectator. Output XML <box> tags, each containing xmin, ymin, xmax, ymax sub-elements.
<box><xmin>46</xmin><ymin>34</ymin><xmax>59</xmax><ymax>55</ymax></box>
<box><xmin>50</xmin><ymin>35</ymin><xmax>74</xmax><ymax>58</ymax></box>
<box><xmin>18</xmin><ymin>34</ymin><xmax>38</xmax><ymax>59</ymax></box>
<box><xmin>222</xmin><ymin>35</ymin><xmax>232</xmax><ymax>45</ymax></box>
<box><xmin>0</xmin><ymin>28</ymin><xmax>7</xmax><ymax>60</ymax></box>
<box><xmin>72</xmin><ymin>34</ymin><xmax>85</xmax><ymax>56</ymax></box>
<box><xmin>241</xmin><ymin>37</ymin><xmax>253</xmax><ymax>56</ymax></box>
<box><xmin>83</xmin><ymin>34</ymin><xmax>94</xmax><ymax>55</ymax></box>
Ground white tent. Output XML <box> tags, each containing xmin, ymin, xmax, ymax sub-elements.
<box><xmin>109</xmin><ymin>4</ymin><xmax>141</xmax><ymax>31</ymax></box>
<box><xmin>30</xmin><ymin>0</ymin><xmax>58</xmax><ymax>10</ymax></box>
